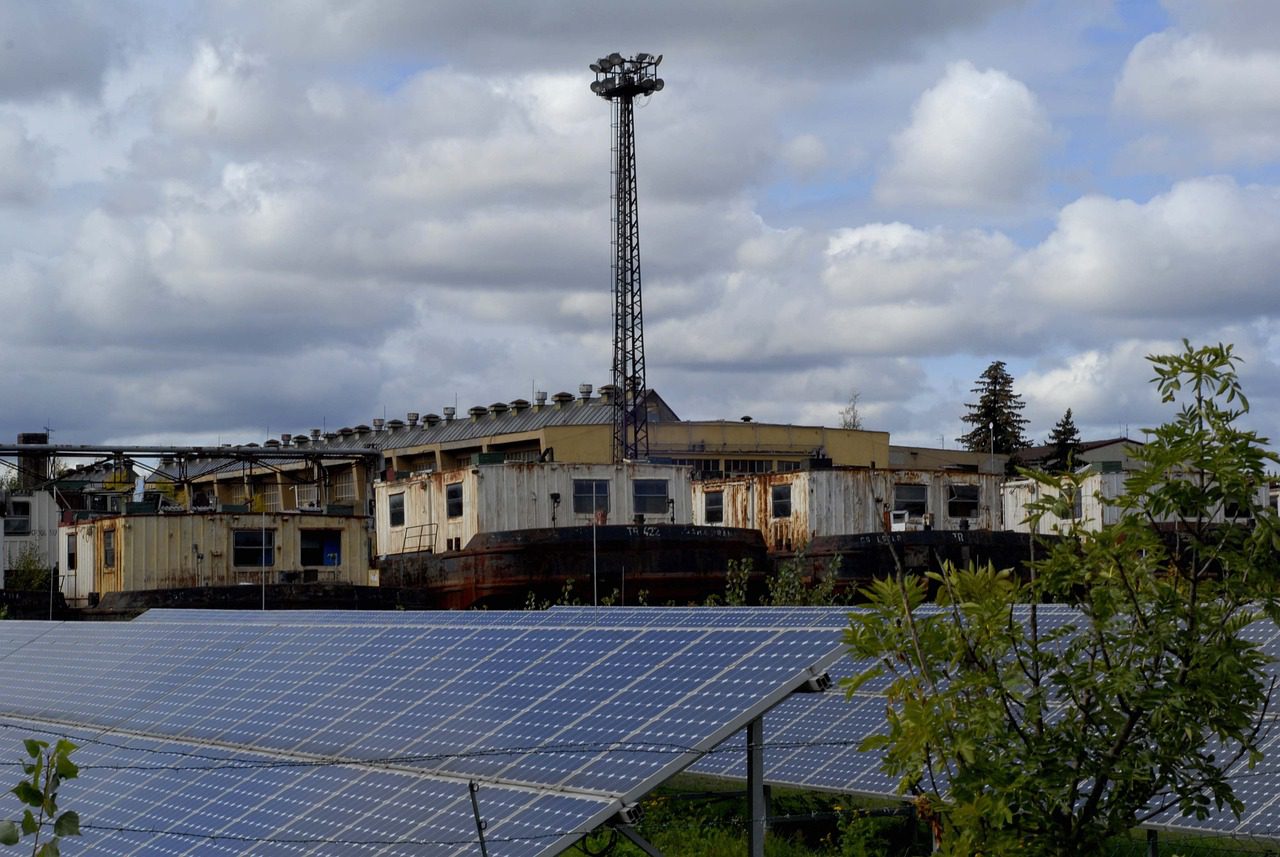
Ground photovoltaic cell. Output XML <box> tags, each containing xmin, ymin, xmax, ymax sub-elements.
<box><xmin>0</xmin><ymin>609</ymin><xmax>844</xmax><ymax>855</ymax></box>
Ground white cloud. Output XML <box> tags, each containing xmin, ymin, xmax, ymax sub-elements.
<box><xmin>876</xmin><ymin>61</ymin><xmax>1052</xmax><ymax>209</ymax></box>
<box><xmin>1115</xmin><ymin>31</ymin><xmax>1280</xmax><ymax>162</ymax></box>
<box><xmin>1020</xmin><ymin>176</ymin><xmax>1280</xmax><ymax>319</ymax></box>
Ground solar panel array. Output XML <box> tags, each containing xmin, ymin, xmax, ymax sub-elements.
<box><xmin>0</xmin><ymin>611</ymin><xmax>846</xmax><ymax>856</ymax></box>
<box><xmin>7</xmin><ymin>604</ymin><xmax>1280</xmax><ymax>849</ymax></box>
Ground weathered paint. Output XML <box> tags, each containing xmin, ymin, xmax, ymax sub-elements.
<box><xmin>692</xmin><ymin>467</ymin><xmax>1003</xmax><ymax>552</ymax></box>
<box><xmin>379</xmin><ymin>523</ymin><xmax>769</xmax><ymax>609</ymax></box>
<box><xmin>374</xmin><ymin>461</ymin><xmax>694</xmax><ymax>558</ymax></box>
<box><xmin>1002</xmin><ymin>472</ymin><xmax>1269</xmax><ymax>533</ymax></box>
<box><xmin>58</xmin><ymin>512</ymin><xmax>373</xmax><ymax>597</ymax></box>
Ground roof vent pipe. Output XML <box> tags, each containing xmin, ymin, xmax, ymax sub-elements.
<box><xmin>578</xmin><ymin>383</ymin><xmax>593</xmax><ymax>401</ymax></box>
<box><xmin>407</xmin><ymin>412</ymin><xmax>420</xmax><ymax>427</ymax></box>
<box><xmin>373</xmin><ymin>418</ymin><xmax>385</xmax><ymax>432</ymax></box>
<box><xmin>281</xmin><ymin>433</ymin><xmax>292</xmax><ymax>446</ymax></box>
<box><xmin>311</xmin><ymin>428</ymin><xmax>322</xmax><ymax>440</ymax></box>
<box><xmin>443</xmin><ymin>406</ymin><xmax>456</xmax><ymax>421</ymax></box>
<box><xmin>535</xmin><ymin>391</ymin><xmax>548</xmax><ymax>405</ymax></box>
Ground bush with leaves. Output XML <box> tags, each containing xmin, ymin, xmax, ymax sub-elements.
<box><xmin>1</xmin><ymin>738</ymin><xmax>81</xmax><ymax>855</ymax></box>
<box><xmin>846</xmin><ymin>341</ymin><xmax>1280</xmax><ymax>856</ymax></box>
<box><xmin>2</xmin><ymin>544</ymin><xmax>51</xmax><ymax>593</ymax></box>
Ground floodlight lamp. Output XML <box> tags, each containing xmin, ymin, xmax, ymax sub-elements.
<box><xmin>653</xmin><ymin>78</ymin><xmax>664</xmax><ymax>91</ymax></box>
<box><xmin>590</xmin><ymin>80</ymin><xmax>603</xmax><ymax>94</ymax></box>
<box><xmin>607</xmin><ymin>52</ymin><xmax>623</xmax><ymax>66</ymax></box>
<box><xmin>590</xmin><ymin>62</ymin><xmax>602</xmax><ymax>73</ymax></box>
<box><xmin>654</xmin><ymin>54</ymin><xmax>663</xmax><ymax>67</ymax></box>
<box><xmin>635</xmin><ymin>52</ymin><xmax>651</xmax><ymax>63</ymax></box>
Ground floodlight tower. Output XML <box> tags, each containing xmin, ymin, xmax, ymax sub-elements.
<box><xmin>590</xmin><ymin>51</ymin><xmax>664</xmax><ymax>463</ymax></box>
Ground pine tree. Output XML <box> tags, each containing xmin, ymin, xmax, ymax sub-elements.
<box><xmin>1045</xmin><ymin>408</ymin><xmax>1082</xmax><ymax>472</ymax></box>
<box><xmin>956</xmin><ymin>360</ymin><xmax>1029</xmax><ymax>454</ymax></box>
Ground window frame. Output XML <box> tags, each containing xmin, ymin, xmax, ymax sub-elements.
<box><xmin>388</xmin><ymin>492</ymin><xmax>406</xmax><ymax>528</ymax></box>
<box><xmin>947</xmin><ymin>484</ymin><xmax>981</xmax><ymax>519</ymax></box>
<box><xmin>573</xmin><ymin>479</ymin><xmax>610</xmax><ymax>515</ymax></box>
<box><xmin>233</xmin><ymin>529</ymin><xmax>276</xmax><ymax>567</ymax></box>
<box><xmin>300</xmin><ymin>529</ymin><xmax>342</xmax><ymax>566</ymax></box>
<box><xmin>704</xmin><ymin>491</ymin><xmax>724</xmax><ymax>525</ymax></box>
<box><xmin>893</xmin><ymin>483</ymin><xmax>929</xmax><ymax>518</ymax></box>
<box><xmin>771</xmin><ymin>484</ymin><xmax>792</xmax><ymax>519</ymax></box>
<box><xmin>446</xmin><ymin>482</ymin><xmax>464</xmax><ymax>519</ymax></box>
<box><xmin>633</xmin><ymin>479</ymin><xmax>669</xmax><ymax>516</ymax></box>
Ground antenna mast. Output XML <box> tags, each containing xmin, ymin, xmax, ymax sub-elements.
<box><xmin>590</xmin><ymin>51</ymin><xmax>664</xmax><ymax>463</ymax></box>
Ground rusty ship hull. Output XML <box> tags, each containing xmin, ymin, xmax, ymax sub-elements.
<box><xmin>378</xmin><ymin>523</ymin><xmax>769</xmax><ymax>609</ymax></box>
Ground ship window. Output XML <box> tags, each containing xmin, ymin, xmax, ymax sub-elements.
<box><xmin>388</xmin><ymin>492</ymin><xmax>405</xmax><ymax>527</ymax></box>
<box><xmin>103</xmin><ymin>529</ymin><xmax>115</xmax><ymax>569</ymax></box>
<box><xmin>573</xmin><ymin>480</ymin><xmax>610</xmax><ymax>515</ymax></box>
<box><xmin>233</xmin><ymin>529</ymin><xmax>275</xmax><ymax>567</ymax></box>
<box><xmin>771</xmin><ymin>484</ymin><xmax>792</xmax><ymax>519</ymax></box>
<box><xmin>4</xmin><ymin>500</ymin><xmax>30</xmax><ymax>535</ymax></box>
<box><xmin>704</xmin><ymin>491</ymin><xmax>724</xmax><ymax>524</ymax></box>
<box><xmin>633</xmin><ymin>480</ymin><xmax>669</xmax><ymax>515</ymax></box>
<box><xmin>301</xmin><ymin>530</ymin><xmax>342</xmax><ymax>566</ymax></box>
<box><xmin>947</xmin><ymin>484</ymin><xmax>980</xmax><ymax>518</ymax></box>
<box><xmin>446</xmin><ymin>483</ymin><xmax>463</xmax><ymax>518</ymax></box>
<box><xmin>894</xmin><ymin>484</ymin><xmax>928</xmax><ymax>517</ymax></box>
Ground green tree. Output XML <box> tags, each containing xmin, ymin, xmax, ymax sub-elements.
<box><xmin>956</xmin><ymin>360</ymin><xmax>1029</xmax><ymax>456</ymax></box>
<box><xmin>1043</xmin><ymin>408</ymin><xmax>1082</xmax><ymax>473</ymax></box>
<box><xmin>847</xmin><ymin>341</ymin><xmax>1280</xmax><ymax>856</ymax></box>
<box><xmin>0</xmin><ymin>738</ymin><xmax>81</xmax><ymax>855</ymax></box>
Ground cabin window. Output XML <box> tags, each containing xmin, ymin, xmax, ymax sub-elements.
<box><xmin>894</xmin><ymin>484</ymin><xmax>928</xmax><ymax>517</ymax></box>
<box><xmin>233</xmin><ymin>529</ymin><xmax>275</xmax><ymax>567</ymax></box>
<box><xmin>947</xmin><ymin>484</ymin><xmax>980</xmax><ymax>518</ymax></box>
<box><xmin>301</xmin><ymin>530</ymin><xmax>342</xmax><ymax>566</ymax></box>
<box><xmin>633</xmin><ymin>480</ymin><xmax>669</xmax><ymax>515</ymax></box>
<box><xmin>66</xmin><ymin>534</ymin><xmax>76</xmax><ymax>571</ymax></box>
<box><xmin>573</xmin><ymin>480</ymin><xmax>610</xmax><ymax>515</ymax></box>
<box><xmin>775</xmin><ymin>460</ymin><xmax>803</xmax><ymax>472</ymax></box>
<box><xmin>102</xmin><ymin>529</ymin><xmax>116</xmax><ymax>569</ymax></box>
<box><xmin>704</xmin><ymin>491</ymin><xmax>724</xmax><ymax>524</ymax></box>
<box><xmin>4</xmin><ymin>500</ymin><xmax>31</xmax><ymax>535</ymax></box>
<box><xmin>388</xmin><ymin>492</ymin><xmax>405</xmax><ymax>527</ymax></box>
<box><xmin>446</xmin><ymin>483</ymin><xmax>464</xmax><ymax>518</ymax></box>
<box><xmin>771</xmin><ymin>484</ymin><xmax>792</xmax><ymax>519</ymax></box>
<box><xmin>1073</xmin><ymin>488</ymin><xmax>1084</xmax><ymax>519</ymax></box>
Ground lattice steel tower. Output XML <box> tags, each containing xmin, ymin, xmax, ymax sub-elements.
<box><xmin>590</xmin><ymin>52</ymin><xmax>664</xmax><ymax>462</ymax></box>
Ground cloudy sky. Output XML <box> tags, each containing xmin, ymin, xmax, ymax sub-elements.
<box><xmin>3</xmin><ymin>0</ymin><xmax>1279</xmax><ymax>451</ymax></box>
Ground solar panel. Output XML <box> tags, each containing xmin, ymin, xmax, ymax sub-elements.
<box><xmin>0</xmin><ymin>610</ymin><xmax>844</xmax><ymax>855</ymax></box>
<box><xmin>661</xmin><ymin>606</ymin><xmax>1280</xmax><ymax>844</ymax></box>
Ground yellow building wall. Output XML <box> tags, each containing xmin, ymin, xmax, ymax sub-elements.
<box><xmin>650</xmin><ymin>422</ymin><xmax>889</xmax><ymax>468</ymax></box>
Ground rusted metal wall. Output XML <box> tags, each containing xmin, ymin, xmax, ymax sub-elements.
<box><xmin>61</xmin><ymin>513</ymin><xmax>372</xmax><ymax>595</ymax></box>
<box><xmin>693</xmin><ymin>467</ymin><xmax>1003</xmax><ymax>552</ymax></box>
<box><xmin>374</xmin><ymin>461</ymin><xmax>694</xmax><ymax>558</ymax></box>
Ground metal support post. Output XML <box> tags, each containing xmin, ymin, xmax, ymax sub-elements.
<box><xmin>747</xmin><ymin>716</ymin><xmax>766</xmax><ymax>857</ymax></box>
<box><xmin>469</xmin><ymin>781</ymin><xmax>490</xmax><ymax>857</ymax></box>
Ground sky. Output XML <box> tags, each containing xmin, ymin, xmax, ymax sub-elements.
<box><xmin>3</xmin><ymin>0</ymin><xmax>1280</xmax><ymax>451</ymax></box>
